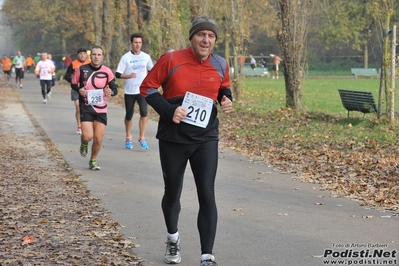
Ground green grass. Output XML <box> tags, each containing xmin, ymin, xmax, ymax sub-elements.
<box><xmin>222</xmin><ymin>77</ymin><xmax>399</xmax><ymax>210</ymax></box>
<box><xmin>228</xmin><ymin>77</ymin><xmax>399</xmax><ymax>145</ymax></box>
<box><xmin>238</xmin><ymin>77</ymin><xmax>393</xmax><ymax>115</ymax></box>
<box><xmin>306</xmin><ymin>70</ymin><xmax>351</xmax><ymax>76</ymax></box>
<box><xmin>55</xmin><ymin>69</ymin><xmax>67</xmax><ymax>80</ymax></box>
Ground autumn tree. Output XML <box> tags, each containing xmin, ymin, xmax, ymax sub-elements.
<box><xmin>277</xmin><ymin>0</ymin><xmax>313</xmax><ymax>110</ymax></box>
<box><xmin>189</xmin><ymin>0</ymin><xmax>211</xmax><ymax>18</ymax></box>
<box><xmin>217</xmin><ymin>0</ymin><xmax>247</xmax><ymax>100</ymax></box>
<box><xmin>142</xmin><ymin>0</ymin><xmax>191</xmax><ymax>59</ymax></box>
<box><xmin>6</xmin><ymin>0</ymin><xmax>137</xmax><ymax>68</ymax></box>
<box><xmin>2</xmin><ymin>0</ymin><xmax>92</xmax><ymax>55</ymax></box>
<box><xmin>135</xmin><ymin>0</ymin><xmax>151</xmax><ymax>30</ymax></box>
<box><xmin>373</xmin><ymin>0</ymin><xmax>395</xmax><ymax>121</ymax></box>
<box><xmin>112</xmin><ymin>0</ymin><xmax>128</xmax><ymax>66</ymax></box>
<box><xmin>213</xmin><ymin>0</ymin><xmax>274</xmax><ymax>100</ymax></box>
<box><xmin>320</xmin><ymin>0</ymin><xmax>376</xmax><ymax>68</ymax></box>
<box><xmin>101</xmin><ymin>0</ymin><xmax>114</xmax><ymax>66</ymax></box>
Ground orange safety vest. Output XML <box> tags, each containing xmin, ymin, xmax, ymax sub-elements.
<box><xmin>26</xmin><ymin>57</ymin><xmax>35</xmax><ymax>67</ymax></box>
<box><xmin>71</xmin><ymin>58</ymin><xmax>91</xmax><ymax>72</ymax></box>
<box><xmin>1</xmin><ymin>58</ymin><xmax>12</xmax><ymax>71</ymax></box>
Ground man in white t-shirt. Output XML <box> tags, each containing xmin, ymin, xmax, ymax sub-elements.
<box><xmin>116</xmin><ymin>33</ymin><xmax>154</xmax><ymax>150</ymax></box>
<box><xmin>34</xmin><ymin>52</ymin><xmax>55</xmax><ymax>104</ymax></box>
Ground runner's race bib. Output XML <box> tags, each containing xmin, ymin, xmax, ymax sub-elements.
<box><xmin>87</xmin><ymin>89</ymin><xmax>104</xmax><ymax>105</ymax></box>
<box><xmin>181</xmin><ymin>91</ymin><xmax>213</xmax><ymax>128</ymax></box>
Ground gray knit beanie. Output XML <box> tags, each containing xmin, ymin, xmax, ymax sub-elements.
<box><xmin>189</xmin><ymin>16</ymin><xmax>218</xmax><ymax>40</ymax></box>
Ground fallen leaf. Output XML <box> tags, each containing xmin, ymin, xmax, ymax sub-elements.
<box><xmin>362</xmin><ymin>215</ymin><xmax>373</xmax><ymax>219</ymax></box>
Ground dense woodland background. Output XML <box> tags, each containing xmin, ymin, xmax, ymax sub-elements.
<box><xmin>1</xmin><ymin>0</ymin><xmax>398</xmax><ymax>71</ymax></box>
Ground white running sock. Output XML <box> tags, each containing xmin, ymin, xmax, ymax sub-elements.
<box><xmin>167</xmin><ymin>232</ymin><xmax>179</xmax><ymax>242</ymax></box>
<box><xmin>201</xmin><ymin>254</ymin><xmax>214</xmax><ymax>261</ymax></box>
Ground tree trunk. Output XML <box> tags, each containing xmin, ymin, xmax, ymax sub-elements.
<box><xmin>389</xmin><ymin>24</ymin><xmax>396</xmax><ymax>122</ymax></box>
<box><xmin>135</xmin><ymin>0</ymin><xmax>152</xmax><ymax>51</ymax></box>
<box><xmin>101</xmin><ymin>0</ymin><xmax>113</xmax><ymax>66</ymax></box>
<box><xmin>60</xmin><ymin>35</ymin><xmax>66</xmax><ymax>55</ymax></box>
<box><xmin>277</xmin><ymin>0</ymin><xmax>312</xmax><ymax>110</ymax></box>
<box><xmin>127</xmin><ymin>0</ymin><xmax>134</xmax><ymax>36</ymax></box>
<box><xmin>190</xmin><ymin>0</ymin><xmax>210</xmax><ymax>18</ymax></box>
<box><xmin>229</xmin><ymin>0</ymin><xmax>242</xmax><ymax>100</ymax></box>
<box><xmin>383</xmin><ymin>14</ymin><xmax>391</xmax><ymax>114</ymax></box>
<box><xmin>364</xmin><ymin>44</ymin><xmax>368</xmax><ymax>68</ymax></box>
<box><xmin>92</xmin><ymin>1</ymin><xmax>102</xmax><ymax>45</ymax></box>
<box><xmin>135</xmin><ymin>0</ymin><xmax>151</xmax><ymax>30</ymax></box>
<box><xmin>112</xmin><ymin>0</ymin><xmax>126</xmax><ymax>68</ymax></box>
<box><xmin>378</xmin><ymin>53</ymin><xmax>384</xmax><ymax>119</ymax></box>
<box><xmin>377</xmin><ymin>0</ymin><xmax>394</xmax><ymax>120</ymax></box>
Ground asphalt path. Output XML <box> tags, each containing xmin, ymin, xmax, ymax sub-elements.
<box><xmin>12</xmin><ymin>75</ymin><xmax>399</xmax><ymax>266</ymax></box>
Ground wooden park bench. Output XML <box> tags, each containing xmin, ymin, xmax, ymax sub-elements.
<box><xmin>241</xmin><ymin>64</ymin><xmax>270</xmax><ymax>78</ymax></box>
<box><xmin>338</xmin><ymin>89</ymin><xmax>378</xmax><ymax>118</ymax></box>
<box><xmin>351</xmin><ymin>68</ymin><xmax>379</xmax><ymax>79</ymax></box>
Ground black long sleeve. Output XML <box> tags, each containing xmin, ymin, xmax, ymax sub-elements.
<box><xmin>64</xmin><ymin>65</ymin><xmax>73</xmax><ymax>83</ymax></box>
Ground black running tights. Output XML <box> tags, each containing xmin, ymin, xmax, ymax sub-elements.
<box><xmin>159</xmin><ymin>140</ymin><xmax>218</xmax><ymax>255</ymax></box>
<box><xmin>40</xmin><ymin>80</ymin><xmax>52</xmax><ymax>99</ymax></box>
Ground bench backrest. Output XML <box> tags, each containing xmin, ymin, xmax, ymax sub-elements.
<box><xmin>338</xmin><ymin>89</ymin><xmax>378</xmax><ymax>115</ymax></box>
<box><xmin>242</xmin><ymin>65</ymin><xmax>269</xmax><ymax>76</ymax></box>
<box><xmin>242</xmin><ymin>67</ymin><xmax>268</xmax><ymax>75</ymax></box>
<box><xmin>351</xmin><ymin>68</ymin><xmax>379</xmax><ymax>75</ymax></box>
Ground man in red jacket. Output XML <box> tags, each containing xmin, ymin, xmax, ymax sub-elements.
<box><xmin>140</xmin><ymin>16</ymin><xmax>232</xmax><ymax>266</ymax></box>
<box><xmin>63</xmin><ymin>54</ymin><xmax>72</xmax><ymax>69</ymax></box>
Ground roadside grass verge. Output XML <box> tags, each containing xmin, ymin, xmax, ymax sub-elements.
<box><xmin>219</xmin><ymin>77</ymin><xmax>399</xmax><ymax>213</ymax></box>
<box><xmin>109</xmin><ymin>76</ymin><xmax>399</xmax><ymax>212</ymax></box>
<box><xmin>233</xmin><ymin>77</ymin><xmax>399</xmax><ymax>144</ymax></box>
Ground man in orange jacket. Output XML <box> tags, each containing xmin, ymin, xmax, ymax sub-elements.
<box><xmin>26</xmin><ymin>55</ymin><xmax>35</xmax><ymax>74</ymax></box>
<box><xmin>0</xmin><ymin>54</ymin><xmax>12</xmax><ymax>84</ymax></box>
<box><xmin>64</xmin><ymin>48</ymin><xmax>91</xmax><ymax>135</ymax></box>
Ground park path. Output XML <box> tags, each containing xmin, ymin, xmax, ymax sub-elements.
<box><xmin>10</xmin><ymin>74</ymin><xmax>399</xmax><ymax>266</ymax></box>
